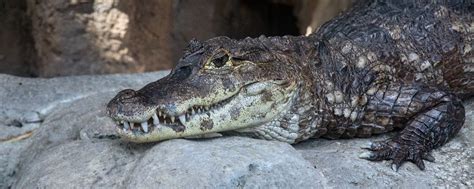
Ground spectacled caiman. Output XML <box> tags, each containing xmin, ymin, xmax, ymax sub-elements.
<box><xmin>106</xmin><ymin>0</ymin><xmax>473</xmax><ymax>171</ymax></box>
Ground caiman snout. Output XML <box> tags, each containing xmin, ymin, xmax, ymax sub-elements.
<box><xmin>107</xmin><ymin>89</ymin><xmax>156</xmax><ymax>123</ymax></box>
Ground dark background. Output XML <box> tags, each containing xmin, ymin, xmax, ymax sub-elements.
<box><xmin>0</xmin><ymin>0</ymin><xmax>352</xmax><ymax>77</ymax></box>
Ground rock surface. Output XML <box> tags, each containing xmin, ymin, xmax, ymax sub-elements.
<box><xmin>127</xmin><ymin>137</ymin><xmax>320</xmax><ymax>188</ymax></box>
<box><xmin>0</xmin><ymin>71</ymin><xmax>169</xmax><ymax>188</ymax></box>
<box><xmin>1</xmin><ymin>72</ymin><xmax>472</xmax><ymax>188</ymax></box>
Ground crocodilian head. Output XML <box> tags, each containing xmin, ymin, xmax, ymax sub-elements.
<box><xmin>106</xmin><ymin>36</ymin><xmax>302</xmax><ymax>143</ymax></box>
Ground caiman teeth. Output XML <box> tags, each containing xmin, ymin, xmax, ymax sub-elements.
<box><xmin>152</xmin><ymin>113</ymin><xmax>159</xmax><ymax>125</ymax></box>
<box><xmin>123</xmin><ymin>121</ymin><xmax>130</xmax><ymax>130</ymax></box>
<box><xmin>178</xmin><ymin>115</ymin><xmax>186</xmax><ymax>124</ymax></box>
<box><xmin>116</xmin><ymin>95</ymin><xmax>235</xmax><ymax>133</ymax></box>
<box><xmin>141</xmin><ymin>122</ymin><xmax>149</xmax><ymax>133</ymax></box>
<box><xmin>185</xmin><ymin>113</ymin><xmax>191</xmax><ymax>121</ymax></box>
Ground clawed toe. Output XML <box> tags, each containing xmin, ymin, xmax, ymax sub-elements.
<box><xmin>359</xmin><ymin>139</ymin><xmax>429</xmax><ymax>171</ymax></box>
<box><xmin>358</xmin><ymin>151</ymin><xmax>374</xmax><ymax>159</ymax></box>
<box><xmin>422</xmin><ymin>153</ymin><xmax>435</xmax><ymax>162</ymax></box>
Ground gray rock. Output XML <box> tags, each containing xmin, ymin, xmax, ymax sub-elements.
<box><xmin>0</xmin><ymin>140</ymin><xmax>30</xmax><ymax>188</ymax></box>
<box><xmin>15</xmin><ymin>137</ymin><xmax>321</xmax><ymax>188</ymax></box>
<box><xmin>0</xmin><ymin>71</ymin><xmax>166</xmax><ymax>189</ymax></box>
<box><xmin>1</xmin><ymin>72</ymin><xmax>472</xmax><ymax>188</ymax></box>
<box><xmin>14</xmin><ymin>140</ymin><xmax>140</xmax><ymax>188</ymax></box>
<box><xmin>16</xmin><ymin>92</ymin><xmax>119</xmax><ymax>170</ymax></box>
<box><xmin>127</xmin><ymin>137</ymin><xmax>321</xmax><ymax>188</ymax></box>
<box><xmin>0</xmin><ymin>71</ymin><xmax>169</xmax><ymax>115</ymax></box>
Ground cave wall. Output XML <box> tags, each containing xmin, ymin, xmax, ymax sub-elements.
<box><xmin>27</xmin><ymin>0</ymin><xmax>138</xmax><ymax>77</ymax></box>
<box><xmin>0</xmin><ymin>0</ymin><xmax>351</xmax><ymax>77</ymax></box>
<box><xmin>0</xmin><ymin>0</ymin><xmax>35</xmax><ymax>76</ymax></box>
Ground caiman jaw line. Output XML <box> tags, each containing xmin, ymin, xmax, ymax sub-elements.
<box><xmin>113</xmin><ymin>94</ymin><xmax>234</xmax><ymax>134</ymax></box>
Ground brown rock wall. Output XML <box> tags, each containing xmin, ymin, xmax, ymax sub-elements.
<box><xmin>1</xmin><ymin>0</ymin><xmax>351</xmax><ymax>77</ymax></box>
<box><xmin>0</xmin><ymin>0</ymin><xmax>35</xmax><ymax>76</ymax></box>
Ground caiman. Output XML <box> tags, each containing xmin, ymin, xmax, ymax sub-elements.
<box><xmin>106</xmin><ymin>0</ymin><xmax>473</xmax><ymax>171</ymax></box>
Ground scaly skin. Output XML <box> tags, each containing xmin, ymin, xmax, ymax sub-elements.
<box><xmin>107</xmin><ymin>1</ymin><xmax>473</xmax><ymax>170</ymax></box>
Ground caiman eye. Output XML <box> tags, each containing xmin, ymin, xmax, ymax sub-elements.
<box><xmin>212</xmin><ymin>54</ymin><xmax>229</xmax><ymax>68</ymax></box>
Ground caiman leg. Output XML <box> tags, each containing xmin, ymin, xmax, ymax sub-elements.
<box><xmin>359</xmin><ymin>84</ymin><xmax>465</xmax><ymax>171</ymax></box>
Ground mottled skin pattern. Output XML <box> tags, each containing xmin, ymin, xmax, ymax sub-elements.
<box><xmin>107</xmin><ymin>1</ymin><xmax>473</xmax><ymax>171</ymax></box>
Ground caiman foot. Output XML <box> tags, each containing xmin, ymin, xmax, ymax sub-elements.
<box><xmin>359</xmin><ymin>139</ymin><xmax>435</xmax><ymax>171</ymax></box>
<box><xmin>358</xmin><ymin>86</ymin><xmax>464</xmax><ymax>171</ymax></box>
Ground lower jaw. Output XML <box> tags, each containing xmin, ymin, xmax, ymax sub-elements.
<box><xmin>116</xmin><ymin>107</ymin><xmax>290</xmax><ymax>143</ymax></box>
<box><xmin>115</xmin><ymin>125</ymin><xmax>189</xmax><ymax>143</ymax></box>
